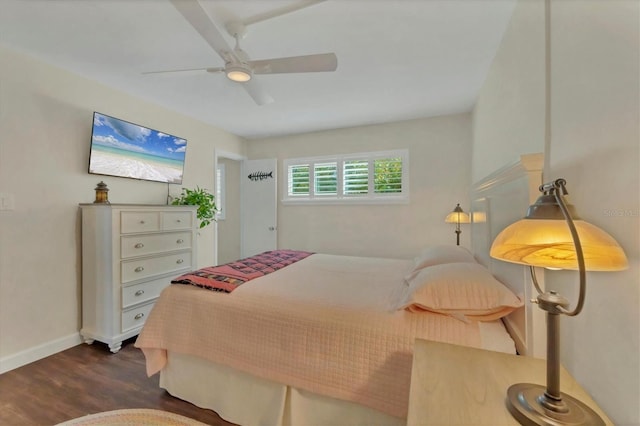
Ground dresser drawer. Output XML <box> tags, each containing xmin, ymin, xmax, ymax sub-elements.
<box><xmin>122</xmin><ymin>276</ymin><xmax>172</xmax><ymax>309</ymax></box>
<box><xmin>121</xmin><ymin>301</ymin><xmax>155</xmax><ymax>333</ymax></box>
<box><xmin>121</xmin><ymin>252</ymin><xmax>191</xmax><ymax>283</ymax></box>
<box><xmin>121</xmin><ymin>231</ymin><xmax>192</xmax><ymax>259</ymax></box>
<box><xmin>120</xmin><ymin>211</ymin><xmax>160</xmax><ymax>234</ymax></box>
<box><xmin>163</xmin><ymin>211</ymin><xmax>194</xmax><ymax>231</ymax></box>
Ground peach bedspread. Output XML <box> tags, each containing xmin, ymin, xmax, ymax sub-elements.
<box><xmin>135</xmin><ymin>254</ymin><xmax>482</xmax><ymax>418</ymax></box>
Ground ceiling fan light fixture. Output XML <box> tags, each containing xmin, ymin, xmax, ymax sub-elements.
<box><xmin>226</xmin><ymin>65</ymin><xmax>252</xmax><ymax>82</ymax></box>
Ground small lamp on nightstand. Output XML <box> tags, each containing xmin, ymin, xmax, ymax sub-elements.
<box><xmin>445</xmin><ymin>203</ymin><xmax>470</xmax><ymax>246</ymax></box>
<box><xmin>490</xmin><ymin>178</ymin><xmax>627</xmax><ymax>426</ymax></box>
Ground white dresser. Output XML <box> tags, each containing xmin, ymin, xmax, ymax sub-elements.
<box><xmin>79</xmin><ymin>204</ymin><xmax>197</xmax><ymax>353</ymax></box>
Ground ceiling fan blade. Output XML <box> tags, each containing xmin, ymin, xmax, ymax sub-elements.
<box><xmin>242</xmin><ymin>80</ymin><xmax>274</xmax><ymax>106</ymax></box>
<box><xmin>250</xmin><ymin>53</ymin><xmax>337</xmax><ymax>75</ymax></box>
<box><xmin>142</xmin><ymin>67</ymin><xmax>224</xmax><ymax>75</ymax></box>
<box><xmin>170</xmin><ymin>0</ymin><xmax>237</xmax><ymax>63</ymax></box>
<box><xmin>243</xmin><ymin>0</ymin><xmax>327</xmax><ymax>26</ymax></box>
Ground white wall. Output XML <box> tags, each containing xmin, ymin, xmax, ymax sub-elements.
<box><xmin>0</xmin><ymin>46</ymin><xmax>244</xmax><ymax>370</ymax></box>
<box><xmin>472</xmin><ymin>1</ymin><xmax>639</xmax><ymax>424</ymax></box>
<box><xmin>548</xmin><ymin>2</ymin><xmax>639</xmax><ymax>424</ymax></box>
<box><xmin>247</xmin><ymin>114</ymin><xmax>473</xmax><ymax>259</ymax></box>
<box><xmin>472</xmin><ymin>0</ymin><xmax>546</xmax><ymax>183</ymax></box>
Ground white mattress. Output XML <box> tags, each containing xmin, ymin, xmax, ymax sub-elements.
<box><xmin>479</xmin><ymin>319</ymin><xmax>517</xmax><ymax>353</ymax></box>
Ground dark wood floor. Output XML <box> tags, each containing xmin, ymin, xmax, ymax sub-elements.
<box><xmin>0</xmin><ymin>338</ymin><xmax>235</xmax><ymax>425</ymax></box>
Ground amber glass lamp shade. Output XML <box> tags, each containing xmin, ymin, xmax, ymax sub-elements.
<box><xmin>445</xmin><ymin>204</ymin><xmax>470</xmax><ymax>224</ymax></box>
<box><xmin>490</xmin><ymin>218</ymin><xmax>628</xmax><ymax>271</ymax></box>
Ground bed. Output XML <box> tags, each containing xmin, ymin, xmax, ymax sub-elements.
<box><xmin>135</xmin><ymin>154</ymin><xmax>544</xmax><ymax>426</ymax></box>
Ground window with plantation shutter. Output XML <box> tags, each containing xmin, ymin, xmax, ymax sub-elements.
<box><xmin>343</xmin><ymin>160</ymin><xmax>369</xmax><ymax>195</ymax></box>
<box><xmin>287</xmin><ymin>164</ymin><xmax>310</xmax><ymax>196</ymax></box>
<box><xmin>374</xmin><ymin>157</ymin><xmax>403</xmax><ymax>194</ymax></box>
<box><xmin>283</xmin><ymin>149</ymin><xmax>409</xmax><ymax>204</ymax></box>
<box><xmin>314</xmin><ymin>162</ymin><xmax>337</xmax><ymax>195</ymax></box>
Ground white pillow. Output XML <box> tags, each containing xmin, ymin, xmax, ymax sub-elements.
<box><xmin>412</xmin><ymin>245</ymin><xmax>477</xmax><ymax>270</ymax></box>
<box><xmin>396</xmin><ymin>262</ymin><xmax>523</xmax><ymax>322</ymax></box>
<box><xmin>404</xmin><ymin>245</ymin><xmax>477</xmax><ymax>283</ymax></box>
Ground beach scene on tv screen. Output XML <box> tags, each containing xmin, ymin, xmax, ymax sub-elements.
<box><xmin>89</xmin><ymin>113</ymin><xmax>186</xmax><ymax>184</ymax></box>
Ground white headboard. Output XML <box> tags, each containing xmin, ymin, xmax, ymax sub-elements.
<box><xmin>471</xmin><ymin>153</ymin><xmax>545</xmax><ymax>358</ymax></box>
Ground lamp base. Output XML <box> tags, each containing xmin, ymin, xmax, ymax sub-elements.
<box><xmin>506</xmin><ymin>383</ymin><xmax>605</xmax><ymax>426</ymax></box>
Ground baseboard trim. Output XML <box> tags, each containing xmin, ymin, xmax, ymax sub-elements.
<box><xmin>0</xmin><ymin>332</ymin><xmax>83</xmax><ymax>374</ymax></box>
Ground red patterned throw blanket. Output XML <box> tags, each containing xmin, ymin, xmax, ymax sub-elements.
<box><xmin>171</xmin><ymin>249</ymin><xmax>313</xmax><ymax>293</ymax></box>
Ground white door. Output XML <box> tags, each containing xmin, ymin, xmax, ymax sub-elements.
<box><xmin>241</xmin><ymin>159</ymin><xmax>277</xmax><ymax>257</ymax></box>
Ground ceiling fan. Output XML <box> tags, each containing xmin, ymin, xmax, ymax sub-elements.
<box><xmin>144</xmin><ymin>0</ymin><xmax>338</xmax><ymax>105</ymax></box>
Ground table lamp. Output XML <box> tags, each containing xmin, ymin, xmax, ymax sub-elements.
<box><xmin>490</xmin><ymin>178</ymin><xmax>627</xmax><ymax>425</ymax></box>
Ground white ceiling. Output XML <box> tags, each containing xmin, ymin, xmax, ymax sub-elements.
<box><xmin>0</xmin><ymin>0</ymin><xmax>516</xmax><ymax>140</ymax></box>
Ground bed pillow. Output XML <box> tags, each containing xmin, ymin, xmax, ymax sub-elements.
<box><xmin>404</xmin><ymin>245</ymin><xmax>477</xmax><ymax>283</ymax></box>
<box><xmin>396</xmin><ymin>262</ymin><xmax>523</xmax><ymax>322</ymax></box>
<box><xmin>411</xmin><ymin>245</ymin><xmax>477</xmax><ymax>271</ymax></box>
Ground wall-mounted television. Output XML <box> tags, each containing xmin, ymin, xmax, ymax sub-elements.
<box><xmin>88</xmin><ymin>112</ymin><xmax>187</xmax><ymax>184</ymax></box>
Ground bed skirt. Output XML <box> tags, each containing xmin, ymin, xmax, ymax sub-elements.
<box><xmin>160</xmin><ymin>351</ymin><xmax>404</xmax><ymax>426</ymax></box>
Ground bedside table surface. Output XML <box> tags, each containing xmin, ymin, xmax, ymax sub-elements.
<box><xmin>407</xmin><ymin>339</ymin><xmax>612</xmax><ymax>426</ymax></box>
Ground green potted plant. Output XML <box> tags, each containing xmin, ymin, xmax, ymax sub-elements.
<box><xmin>172</xmin><ymin>186</ymin><xmax>218</xmax><ymax>228</ymax></box>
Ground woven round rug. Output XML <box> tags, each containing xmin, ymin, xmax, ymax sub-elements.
<box><xmin>56</xmin><ymin>408</ymin><xmax>210</xmax><ymax>426</ymax></box>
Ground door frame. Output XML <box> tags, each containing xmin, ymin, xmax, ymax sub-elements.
<box><xmin>214</xmin><ymin>149</ymin><xmax>246</xmax><ymax>266</ymax></box>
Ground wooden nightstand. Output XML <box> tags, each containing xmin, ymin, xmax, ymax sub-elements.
<box><xmin>407</xmin><ymin>339</ymin><xmax>612</xmax><ymax>425</ymax></box>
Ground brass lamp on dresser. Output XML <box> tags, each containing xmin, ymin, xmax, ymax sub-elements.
<box><xmin>79</xmin><ymin>204</ymin><xmax>197</xmax><ymax>353</ymax></box>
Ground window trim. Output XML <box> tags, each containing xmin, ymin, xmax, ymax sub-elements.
<box><xmin>282</xmin><ymin>149</ymin><xmax>409</xmax><ymax>205</ymax></box>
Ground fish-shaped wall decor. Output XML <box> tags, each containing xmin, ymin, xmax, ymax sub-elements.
<box><xmin>248</xmin><ymin>171</ymin><xmax>274</xmax><ymax>181</ymax></box>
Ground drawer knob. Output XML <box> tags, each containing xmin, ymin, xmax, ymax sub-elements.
<box><xmin>177</xmin><ymin>219</ymin><xmax>182</xmax><ymax>223</ymax></box>
<box><xmin>176</xmin><ymin>259</ymin><xmax>184</xmax><ymax>264</ymax></box>
<box><xmin>134</xmin><ymin>266</ymin><xmax>144</xmax><ymax>272</ymax></box>
<box><xmin>135</xmin><ymin>290</ymin><xmax>145</xmax><ymax>296</ymax></box>
<box><xmin>176</xmin><ymin>239</ymin><xmax>184</xmax><ymax>244</ymax></box>
<box><xmin>134</xmin><ymin>313</ymin><xmax>145</xmax><ymax>320</ymax></box>
<box><xmin>134</xmin><ymin>243</ymin><xmax>144</xmax><ymax>249</ymax></box>
<box><xmin>139</xmin><ymin>220</ymin><xmax>145</xmax><ymax>224</ymax></box>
